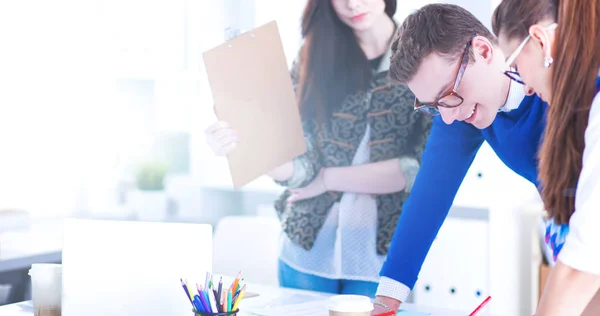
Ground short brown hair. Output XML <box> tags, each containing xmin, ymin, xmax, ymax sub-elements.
<box><xmin>389</xmin><ymin>4</ymin><xmax>496</xmax><ymax>84</ymax></box>
<box><xmin>491</xmin><ymin>0</ymin><xmax>558</xmax><ymax>41</ymax></box>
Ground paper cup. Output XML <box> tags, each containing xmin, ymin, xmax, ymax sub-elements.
<box><xmin>29</xmin><ymin>264</ymin><xmax>62</xmax><ymax>316</ymax></box>
<box><xmin>327</xmin><ymin>295</ymin><xmax>373</xmax><ymax>316</ymax></box>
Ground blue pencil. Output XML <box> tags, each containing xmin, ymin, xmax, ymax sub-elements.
<box><xmin>180</xmin><ymin>279</ymin><xmax>193</xmax><ymax>304</ymax></box>
<box><xmin>199</xmin><ymin>290</ymin><xmax>211</xmax><ymax>312</ymax></box>
<box><xmin>204</xmin><ymin>291</ymin><xmax>214</xmax><ymax>312</ymax></box>
<box><xmin>193</xmin><ymin>295</ymin><xmax>205</xmax><ymax>313</ymax></box>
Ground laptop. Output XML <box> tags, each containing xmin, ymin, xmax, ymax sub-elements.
<box><xmin>62</xmin><ymin>219</ymin><xmax>212</xmax><ymax>316</ymax></box>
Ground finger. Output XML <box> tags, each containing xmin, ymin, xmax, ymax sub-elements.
<box><xmin>210</xmin><ymin>137</ymin><xmax>237</xmax><ymax>155</ymax></box>
<box><xmin>216</xmin><ymin>142</ymin><xmax>237</xmax><ymax>156</ymax></box>
<box><xmin>289</xmin><ymin>192</ymin><xmax>309</xmax><ymax>203</ymax></box>
<box><xmin>287</xmin><ymin>193</ymin><xmax>298</xmax><ymax>203</ymax></box>
<box><xmin>213</xmin><ymin>129</ymin><xmax>238</xmax><ymax>143</ymax></box>
<box><xmin>204</xmin><ymin>121</ymin><xmax>231</xmax><ymax>135</ymax></box>
<box><xmin>207</xmin><ymin>136</ymin><xmax>236</xmax><ymax>155</ymax></box>
<box><xmin>207</xmin><ymin>131</ymin><xmax>237</xmax><ymax>151</ymax></box>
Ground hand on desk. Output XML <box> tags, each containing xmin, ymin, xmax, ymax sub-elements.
<box><xmin>372</xmin><ymin>295</ymin><xmax>402</xmax><ymax>315</ymax></box>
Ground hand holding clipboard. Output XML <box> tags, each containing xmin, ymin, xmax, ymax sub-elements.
<box><xmin>202</xmin><ymin>21</ymin><xmax>306</xmax><ymax>189</ymax></box>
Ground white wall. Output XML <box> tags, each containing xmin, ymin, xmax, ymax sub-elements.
<box><xmin>0</xmin><ymin>0</ymin><xmax>510</xmax><ymax>214</ymax></box>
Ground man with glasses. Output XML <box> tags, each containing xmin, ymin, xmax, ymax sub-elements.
<box><xmin>371</xmin><ymin>4</ymin><xmax>549</xmax><ymax>314</ymax></box>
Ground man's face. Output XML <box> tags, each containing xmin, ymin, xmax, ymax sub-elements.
<box><xmin>407</xmin><ymin>38</ymin><xmax>506</xmax><ymax>129</ymax></box>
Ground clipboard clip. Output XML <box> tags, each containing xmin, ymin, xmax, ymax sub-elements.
<box><xmin>224</xmin><ymin>27</ymin><xmax>257</xmax><ymax>48</ymax></box>
<box><xmin>224</xmin><ymin>27</ymin><xmax>241</xmax><ymax>41</ymax></box>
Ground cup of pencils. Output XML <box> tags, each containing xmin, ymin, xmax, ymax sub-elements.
<box><xmin>181</xmin><ymin>271</ymin><xmax>247</xmax><ymax>316</ymax></box>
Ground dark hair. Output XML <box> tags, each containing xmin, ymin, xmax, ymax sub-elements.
<box><xmin>297</xmin><ymin>0</ymin><xmax>396</xmax><ymax>121</ymax></box>
<box><xmin>540</xmin><ymin>0</ymin><xmax>600</xmax><ymax>224</ymax></box>
<box><xmin>389</xmin><ymin>4</ymin><xmax>496</xmax><ymax>84</ymax></box>
<box><xmin>491</xmin><ymin>0</ymin><xmax>558</xmax><ymax>41</ymax></box>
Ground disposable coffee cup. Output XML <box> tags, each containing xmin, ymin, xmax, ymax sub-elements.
<box><xmin>29</xmin><ymin>263</ymin><xmax>62</xmax><ymax>316</ymax></box>
<box><xmin>327</xmin><ymin>295</ymin><xmax>373</xmax><ymax>316</ymax></box>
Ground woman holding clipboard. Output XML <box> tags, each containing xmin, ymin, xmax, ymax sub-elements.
<box><xmin>205</xmin><ymin>0</ymin><xmax>430</xmax><ymax>299</ymax></box>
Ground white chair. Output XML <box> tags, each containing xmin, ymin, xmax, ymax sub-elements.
<box><xmin>213</xmin><ymin>216</ymin><xmax>281</xmax><ymax>286</ymax></box>
<box><xmin>256</xmin><ymin>204</ymin><xmax>278</xmax><ymax>218</ymax></box>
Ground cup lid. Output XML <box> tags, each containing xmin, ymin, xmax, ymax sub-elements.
<box><xmin>327</xmin><ymin>295</ymin><xmax>374</xmax><ymax>312</ymax></box>
<box><xmin>29</xmin><ymin>263</ymin><xmax>62</xmax><ymax>275</ymax></box>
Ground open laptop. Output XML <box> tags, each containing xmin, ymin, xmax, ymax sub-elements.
<box><xmin>62</xmin><ymin>219</ymin><xmax>212</xmax><ymax>316</ymax></box>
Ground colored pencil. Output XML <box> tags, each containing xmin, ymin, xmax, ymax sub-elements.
<box><xmin>469</xmin><ymin>295</ymin><xmax>492</xmax><ymax>316</ymax></box>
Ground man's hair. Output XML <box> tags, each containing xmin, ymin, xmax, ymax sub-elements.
<box><xmin>389</xmin><ymin>4</ymin><xmax>496</xmax><ymax>84</ymax></box>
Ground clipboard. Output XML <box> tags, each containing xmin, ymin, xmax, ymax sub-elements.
<box><xmin>203</xmin><ymin>21</ymin><xmax>306</xmax><ymax>189</ymax></box>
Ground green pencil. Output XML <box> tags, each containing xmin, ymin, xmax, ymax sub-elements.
<box><xmin>227</xmin><ymin>290</ymin><xmax>232</xmax><ymax>312</ymax></box>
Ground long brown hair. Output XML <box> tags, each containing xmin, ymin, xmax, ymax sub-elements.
<box><xmin>493</xmin><ymin>0</ymin><xmax>600</xmax><ymax>224</ymax></box>
<box><xmin>297</xmin><ymin>0</ymin><xmax>396</xmax><ymax>122</ymax></box>
<box><xmin>539</xmin><ymin>0</ymin><xmax>600</xmax><ymax>224</ymax></box>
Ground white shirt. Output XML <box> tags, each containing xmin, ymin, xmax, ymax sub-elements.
<box><xmin>557</xmin><ymin>89</ymin><xmax>600</xmax><ymax>275</ymax></box>
<box><xmin>279</xmin><ymin>125</ymin><xmax>387</xmax><ymax>282</ymax></box>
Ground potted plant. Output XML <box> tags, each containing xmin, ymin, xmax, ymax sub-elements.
<box><xmin>128</xmin><ymin>159</ymin><xmax>169</xmax><ymax>221</ymax></box>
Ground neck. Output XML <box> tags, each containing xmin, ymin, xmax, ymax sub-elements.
<box><xmin>499</xmin><ymin>76</ymin><xmax>511</xmax><ymax>109</ymax></box>
<box><xmin>354</xmin><ymin>15</ymin><xmax>395</xmax><ymax>60</ymax></box>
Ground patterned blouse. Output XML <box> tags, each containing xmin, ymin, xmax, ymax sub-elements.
<box><xmin>273</xmin><ymin>44</ymin><xmax>432</xmax><ymax>257</ymax></box>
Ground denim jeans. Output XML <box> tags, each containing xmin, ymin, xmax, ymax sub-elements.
<box><xmin>278</xmin><ymin>259</ymin><xmax>378</xmax><ymax>298</ymax></box>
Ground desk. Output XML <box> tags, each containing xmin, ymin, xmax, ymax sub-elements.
<box><xmin>0</xmin><ymin>220</ymin><xmax>471</xmax><ymax>315</ymax></box>
<box><xmin>0</xmin><ymin>283</ymin><xmax>467</xmax><ymax>316</ymax></box>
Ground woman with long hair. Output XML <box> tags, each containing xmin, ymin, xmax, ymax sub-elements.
<box><xmin>205</xmin><ymin>0</ymin><xmax>431</xmax><ymax>298</ymax></box>
<box><xmin>494</xmin><ymin>0</ymin><xmax>600</xmax><ymax>314</ymax></box>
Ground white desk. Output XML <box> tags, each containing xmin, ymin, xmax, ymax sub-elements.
<box><xmin>0</xmin><ymin>220</ymin><xmax>471</xmax><ymax>315</ymax></box>
<box><xmin>0</xmin><ymin>283</ymin><xmax>467</xmax><ymax>316</ymax></box>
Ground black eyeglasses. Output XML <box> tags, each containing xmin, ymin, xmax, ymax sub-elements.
<box><xmin>504</xmin><ymin>70</ymin><xmax>524</xmax><ymax>85</ymax></box>
<box><xmin>414</xmin><ymin>36</ymin><xmax>475</xmax><ymax>116</ymax></box>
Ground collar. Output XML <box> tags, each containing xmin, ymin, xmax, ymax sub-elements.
<box><xmin>498</xmin><ymin>80</ymin><xmax>526</xmax><ymax>112</ymax></box>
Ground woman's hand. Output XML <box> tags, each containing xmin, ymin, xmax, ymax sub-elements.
<box><xmin>204</xmin><ymin>121</ymin><xmax>238</xmax><ymax>156</ymax></box>
<box><xmin>287</xmin><ymin>169</ymin><xmax>327</xmax><ymax>204</ymax></box>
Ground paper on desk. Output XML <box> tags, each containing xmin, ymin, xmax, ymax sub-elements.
<box><xmin>248</xmin><ymin>299</ymin><xmax>329</xmax><ymax>316</ymax></box>
<box><xmin>249</xmin><ymin>302</ymin><xmax>433</xmax><ymax>316</ymax></box>
<box><xmin>397</xmin><ymin>310</ymin><xmax>431</xmax><ymax>315</ymax></box>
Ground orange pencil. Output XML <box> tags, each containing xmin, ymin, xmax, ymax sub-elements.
<box><xmin>231</xmin><ymin>271</ymin><xmax>242</xmax><ymax>296</ymax></box>
<box><xmin>232</xmin><ymin>284</ymin><xmax>246</xmax><ymax>311</ymax></box>
<box><xmin>221</xmin><ymin>288</ymin><xmax>227</xmax><ymax>312</ymax></box>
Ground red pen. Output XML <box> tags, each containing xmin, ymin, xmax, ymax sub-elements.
<box><xmin>374</xmin><ymin>311</ymin><xmax>396</xmax><ymax>316</ymax></box>
<box><xmin>469</xmin><ymin>295</ymin><xmax>492</xmax><ymax>316</ymax></box>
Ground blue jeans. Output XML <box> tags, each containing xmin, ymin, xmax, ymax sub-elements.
<box><xmin>278</xmin><ymin>260</ymin><xmax>378</xmax><ymax>298</ymax></box>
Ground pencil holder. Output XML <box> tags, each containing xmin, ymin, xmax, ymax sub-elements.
<box><xmin>193</xmin><ymin>309</ymin><xmax>239</xmax><ymax>316</ymax></box>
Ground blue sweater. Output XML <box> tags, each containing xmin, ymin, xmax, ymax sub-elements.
<box><xmin>380</xmin><ymin>94</ymin><xmax>547</xmax><ymax>288</ymax></box>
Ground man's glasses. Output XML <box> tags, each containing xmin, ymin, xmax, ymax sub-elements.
<box><xmin>414</xmin><ymin>36</ymin><xmax>474</xmax><ymax>116</ymax></box>
<box><xmin>502</xmin><ymin>23</ymin><xmax>558</xmax><ymax>84</ymax></box>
